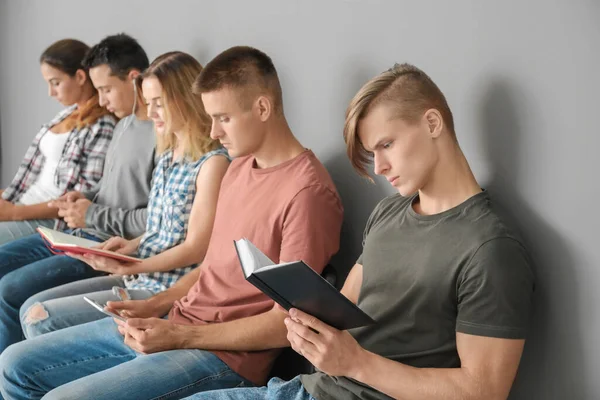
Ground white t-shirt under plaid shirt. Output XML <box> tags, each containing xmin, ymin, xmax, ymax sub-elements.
<box><xmin>124</xmin><ymin>147</ymin><xmax>229</xmax><ymax>293</ymax></box>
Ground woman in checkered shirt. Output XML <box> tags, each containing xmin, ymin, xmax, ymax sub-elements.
<box><xmin>0</xmin><ymin>39</ymin><xmax>116</xmax><ymax>245</ymax></box>
<box><xmin>20</xmin><ymin>51</ymin><xmax>231</xmax><ymax>337</ymax></box>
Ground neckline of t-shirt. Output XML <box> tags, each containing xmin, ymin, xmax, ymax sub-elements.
<box><xmin>250</xmin><ymin>149</ymin><xmax>312</xmax><ymax>174</ymax></box>
<box><xmin>407</xmin><ymin>190</ymin><xmax>488</xmax><ymax>221</ymax></box>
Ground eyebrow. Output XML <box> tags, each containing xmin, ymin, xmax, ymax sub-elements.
<box><xmin>365</xmin><ymin>137</ymin><xmax>391</xmax><ymax>152</ymax></box>
<box><xmin>210</xmin><ymin>113</ymin><xmax>228</xmax><ymax>118</ymax></box>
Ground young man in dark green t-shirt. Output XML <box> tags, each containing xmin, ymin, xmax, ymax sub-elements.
<box><xmin>187</xmin><ymin>64</ymin><xmax>535</xmax><ymax>400</ymax></box>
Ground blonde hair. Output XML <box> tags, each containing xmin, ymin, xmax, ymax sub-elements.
<box><xmin>344</xmin><ymin>63</ymin><xmax>455</xmax><ymax>178</ymax></box>
<box><xmin>142</xmin><ymin>51</ymin><xmax>218</xmax><ymax>159</ymax></box>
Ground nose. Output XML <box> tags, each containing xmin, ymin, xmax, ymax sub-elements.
<box><xmin>210</xmin><ymin>122</ymin><xmax>222</xmax><ymax>140</ymax></box>
<box><xmin>373</xmin><ymin>153</ymin><xmax>389</xmax><ymax>176</ymax></box>
<box><xmin>98</xmin><ymin>93</ymin><xmax>108</xmax><ymax>107</ymax></box>
<box><xmin>48</xmin><ymin>85</ymin><xmax>56</xmax><ymax>98</ymax></box>
<box><xmin>147</xmin><ymin>102</ymin><xmax>157</xmax><ymax>119</ymax></box>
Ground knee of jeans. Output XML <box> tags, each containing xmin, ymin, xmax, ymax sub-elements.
<box><xmin>21</xmin><ymin>302</ymin><xmax>50</xmax><ymax>339</ymax></box>
<box><xmin>0</xmin><ymin>274</ymin><xmax>21</xmax><ymax>305</ymax></box>
<box><xmin>0</xmin><ymin>341</ymin><xmax>28</xmax><ymax>388</ymax></box>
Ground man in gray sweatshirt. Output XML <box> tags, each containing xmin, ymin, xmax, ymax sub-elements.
<box><xmin>0</xmin><ymin>33</ymin><xmax>156</xmax><ymax>355</ymax></box>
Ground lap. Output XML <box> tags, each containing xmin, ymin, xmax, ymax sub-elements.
<box><xmin>1</xmin><ymin>316</ymin><xmax>251</xmax><ymax>400</ymax></box>
<box><xmin>45</xmin><ymin>346</ymin><xmax>250</xmax><ymax>400</ymax></box>
<box><xmin>0</xmin><ymin>250</ymin><xmax>104</xmax><ymax>308</ymax></box>
<box><xmin>0</xmin><ymin>233</ymin><xmax>53</xmax><ymax>275</ymax></box>
<box><xmin>183</xmin><ymin>377</ymin><xmax>312</xmax><ymax>400</ymax></box>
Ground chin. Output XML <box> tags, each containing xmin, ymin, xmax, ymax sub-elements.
<box><xmin>395</xmin><ymin>184</ymin><xmax>418</xmax><ymax>198</ymax></box>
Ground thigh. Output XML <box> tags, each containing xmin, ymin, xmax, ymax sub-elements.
<box><xmin>0</xmin><ymin>219</ymin><xmax>54</xmax><ymax>246</ymax></box>
<box><xmin>182</xmin><ymin>377</ymin><xmax>311</xmax><ymax>400</ymax></box>
<box><xmin>0</xmin><ymin>233</ymin><xmax>53</xmax><ymax>276</ymax></box>
<box><xmin>1</xmin><ymin>252</ymin><xmax>105</xmax><ymax>316</ymax></box>
<box><xmin>0</xmin><ymin>317</ymin><xmax>135</xmax><ymax>400</ymax></box>
<box><xmin>20</xmin><ymin>277</ymin><xmax>156</xmax><ymax>337</ymax></box>
<box><xmin>45</xmin><ymin>348</ymin><xmax>252</xmax><ymax>400</ymax></box>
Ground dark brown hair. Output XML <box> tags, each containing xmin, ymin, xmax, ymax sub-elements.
<box><xmin>40</xmin><ymin>39</ymin><xmax>112</xmax><ymax>129</ymax></box>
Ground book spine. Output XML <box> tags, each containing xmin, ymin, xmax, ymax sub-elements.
<box><xmin>248</xmin><ymin>275</ymin><xmax>294</xmax><ymax>310</ymax></box>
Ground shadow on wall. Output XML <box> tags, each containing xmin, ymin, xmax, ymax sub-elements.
<box><xmin>322</xmin><ymin>64</ymin><xmax>389</xmax><ymax>287</ymax></box>
<box><xmin>0</xmin><ymin>108</ymin><xmax>3</xmax><ymax>182</ymax></box>
<box><xmin>478</xmin><ymin>79</ymin><xmax>586</xmax><ymax>399</ymax></box>
<box><xmin>324</xmin><ymin>152</ymin><xmax>387</xmax><ymax>286</ymax></box>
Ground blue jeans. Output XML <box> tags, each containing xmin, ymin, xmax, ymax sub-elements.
<box><xmin>183</xmin><ymin>377</ymin><xmax>314</xmax><ymax>400</ymax></box>
<box><xmin>0</xmin><ymin>232</ymin><xmax>104</xmax><ymax>354</ymax></box>
<box><xmin>0</xmin><ymin>318</ymin><xmax>253</xmax><ymax>400</ymax></box>
<box><xmin>0</xmin><ymin>219</ymin><xmax>55</xmax><ymax>246</ymax></box>
<box><xmin>20</xmin><ymin>275</ymin><xmax>153</xmax><ymax>339</ymax></box>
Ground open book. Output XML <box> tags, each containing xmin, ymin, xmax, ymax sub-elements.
<box><xmin>234</xmin><ymin>238</ymin><xmax>375</xmax><ymax>330</ymax></box>
<box><xmin>37</xmin><ymin>227</ymin><xmax>141</xmax><ymax>263</ymax></box>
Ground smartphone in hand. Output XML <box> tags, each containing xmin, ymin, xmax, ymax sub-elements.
<box><xmin>83</xmin><ymin>296</ymin><xmax>127</xmax><ymax>322</ymax></box>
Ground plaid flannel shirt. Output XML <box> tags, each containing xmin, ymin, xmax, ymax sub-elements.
<box><xmin>124</xmin><ymin>147</ymin><xmax>229</xmax><ymax>293</ymax></box>
<box><xmin>1</xmin><ymin>105</ymin><xmax>116</xmax><ymax>230</ymax></box>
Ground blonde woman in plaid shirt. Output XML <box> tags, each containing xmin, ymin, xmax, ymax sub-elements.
<box><xmin>18</xmin><ymin>51</ymin><xmax>230</xmax><ymax>339</ymax></box>
<box><xmin>0</xmin><ymin>39</ymin><xmax>116</xmax><ymax>245</ymax></box>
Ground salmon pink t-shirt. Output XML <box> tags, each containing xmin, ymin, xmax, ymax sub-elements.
<box><xmin>168</xmin><ymin>150</ymin><xmax>344</xmax><ymax>385</ymax></box>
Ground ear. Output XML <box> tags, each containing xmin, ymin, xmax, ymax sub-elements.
<box><xmin>256</xmin><ymin>95</ymin><xmax>272</xmax><ymax>122</ymax></box>
<box><xmin>424</xmin><ymin>109</ymin><xmax>444</xmax><ymax>139</ymax></box>
<box><xmin>127</xmin><ymin>69</ymin><xmax>141</xmax><ymax>82</ymax></box>
<box><xmin>74</xmin><ymin>69</ymin><xmax>87</xmax><ymax>86</ymax></box>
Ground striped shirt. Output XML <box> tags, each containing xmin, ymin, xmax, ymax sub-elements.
<box><xmin>1</xmin><ymin>105</ymin><xmax>116</xmax><ymax>230</ymax></box>
<box><xmin>125</xmin><ymin>147</ymin><xmax>229</xmax><ymax>293</ymax></box>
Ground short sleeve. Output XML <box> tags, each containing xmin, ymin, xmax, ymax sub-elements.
<box><xmin>280</xmin><ymin>184</ymin><xmax>343</xmax><ymax>275</ymax></box>
<box><xmin>456</xmin><ymin>237</ymin><xmax>535</xmax><ymax>339</ymax></box>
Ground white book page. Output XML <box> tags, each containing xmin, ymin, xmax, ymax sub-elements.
<box><xmin>236</xmin><ymin>239</ymin><xmax>258</xmax><ymax>278</ymax></box>
<box><xmin>38</xmin><ymin>227</ymin><xmax>101</xmax><ymax>248</ymax></box>
<box><xmin>247</xmin><ymin>240</ymin><xmax>276</xmax><ymax>270</ymax></box>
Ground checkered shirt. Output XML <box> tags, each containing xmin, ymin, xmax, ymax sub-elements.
<box><xmin>124</xmin><ymin>147</ymin><xmax>229</xmax><ymax>293</ymax></box>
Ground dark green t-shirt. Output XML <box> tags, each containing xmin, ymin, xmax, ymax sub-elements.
<box><xmin>301</xmin><ymin>191</ymin><xmax>535</xmax><ymax>400</ymax></box>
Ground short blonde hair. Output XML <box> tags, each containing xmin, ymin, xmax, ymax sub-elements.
<box><xmin>344</xmin><ymin>63</ymin><xmax>455</xmax><ymax>178</ymax></box>
<box><xmin>142</xmin><ymin>51</ymin><xmax>219</xmax><ymax>160</ymax></box>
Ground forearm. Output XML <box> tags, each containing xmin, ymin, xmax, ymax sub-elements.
<box><xmin>131</xmin><ymin>240</ymin><xmax>206</xmax><ymax>274</ymax></box>
<box><xmin>148</xmin><ymin>267</ymin><xmax>202</xmax><ymax>313</ymax></box>
<box><xmin>14</xmin><ymin>202</ymin><xmax>59</xmax><ymax>220</ymax></box>
<box><xmin>86</xmin><ymin>204</ymin><xmax>148</xmax><ymax>239</ymax></box>
<box><xmin>179</xmin><ymin>307</ymin><xmax>289</xmax><ymax>351</ymax></box>
<box><xmin>353</xmin><ymin>351</ymin><xmax>491</xmax><ymax>400</ymax></box>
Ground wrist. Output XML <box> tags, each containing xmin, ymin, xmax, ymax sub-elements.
<box><xmin>177</xmin><ymin>324</ymin><xmax>201</xmax><ymax>349</ymax></box>
<box><xmin>147</xmin><ymin>292</ymin><xmax>175</xmax><ymax>316</ymax></box>
<box><xmin>349</xmin><ymin>348</ymin><xmax>373</xmax><ymax>382</ymax></box>
<box><xmin>11</xmin><ymin>206</ymin><xmax>22</xmax><ymax>221</ymax></box>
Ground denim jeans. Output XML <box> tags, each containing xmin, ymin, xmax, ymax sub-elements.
<box><xmin>183</xmin><ymin>377</ymin><xmax>315</xmax><ymax>400</ymax></box>
<box><xmin>0</xmin><ymin>317</ymin><xmax>253</xmax><ymax>400</ymax></box>
<box><xmin>0</xmin><ymin>219</ymin><xmax>55</xmax><ymax>246</ymax></box>
<box><xmin>20</xmin><ymin>275</ymin><xmax>153</xmax><ymax>339</ymax></box>
<box><xmin>0</xmin><ymin>232</ymin><xmax>105</xmax><ymax>354</ymax></box>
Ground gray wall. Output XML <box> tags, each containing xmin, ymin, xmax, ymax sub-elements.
<box><xmin>1</xmin><ymin>0</ymin><xmax>599</xmax><ymax>398</ymax></box>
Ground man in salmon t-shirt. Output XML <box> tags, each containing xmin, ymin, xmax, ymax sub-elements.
<box><xmin>0</xmin><ymin>46</ymin><xmax>344</xmax><ymax>400</ymax></box>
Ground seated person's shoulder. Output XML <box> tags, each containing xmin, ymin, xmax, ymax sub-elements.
<box><xmin>367</xmin><ymin>193</ymin><xmax>412</xmax><ymax>227</ymax></box>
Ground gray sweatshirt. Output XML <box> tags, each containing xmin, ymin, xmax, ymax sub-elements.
<box><xmin>81</xmin><ymin>114</ymin><xmax>155</xmax><ymax>240</ymax></box>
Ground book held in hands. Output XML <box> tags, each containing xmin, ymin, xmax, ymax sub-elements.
<box><xmin>37</xmin><ymin>226</ymin><xmax>141</xmax><ymax>263</ymax></box>
<box><xmin>234</xmin><ymin>238</ymin><xmax>375</xmax><ymax>330</ymax></box>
